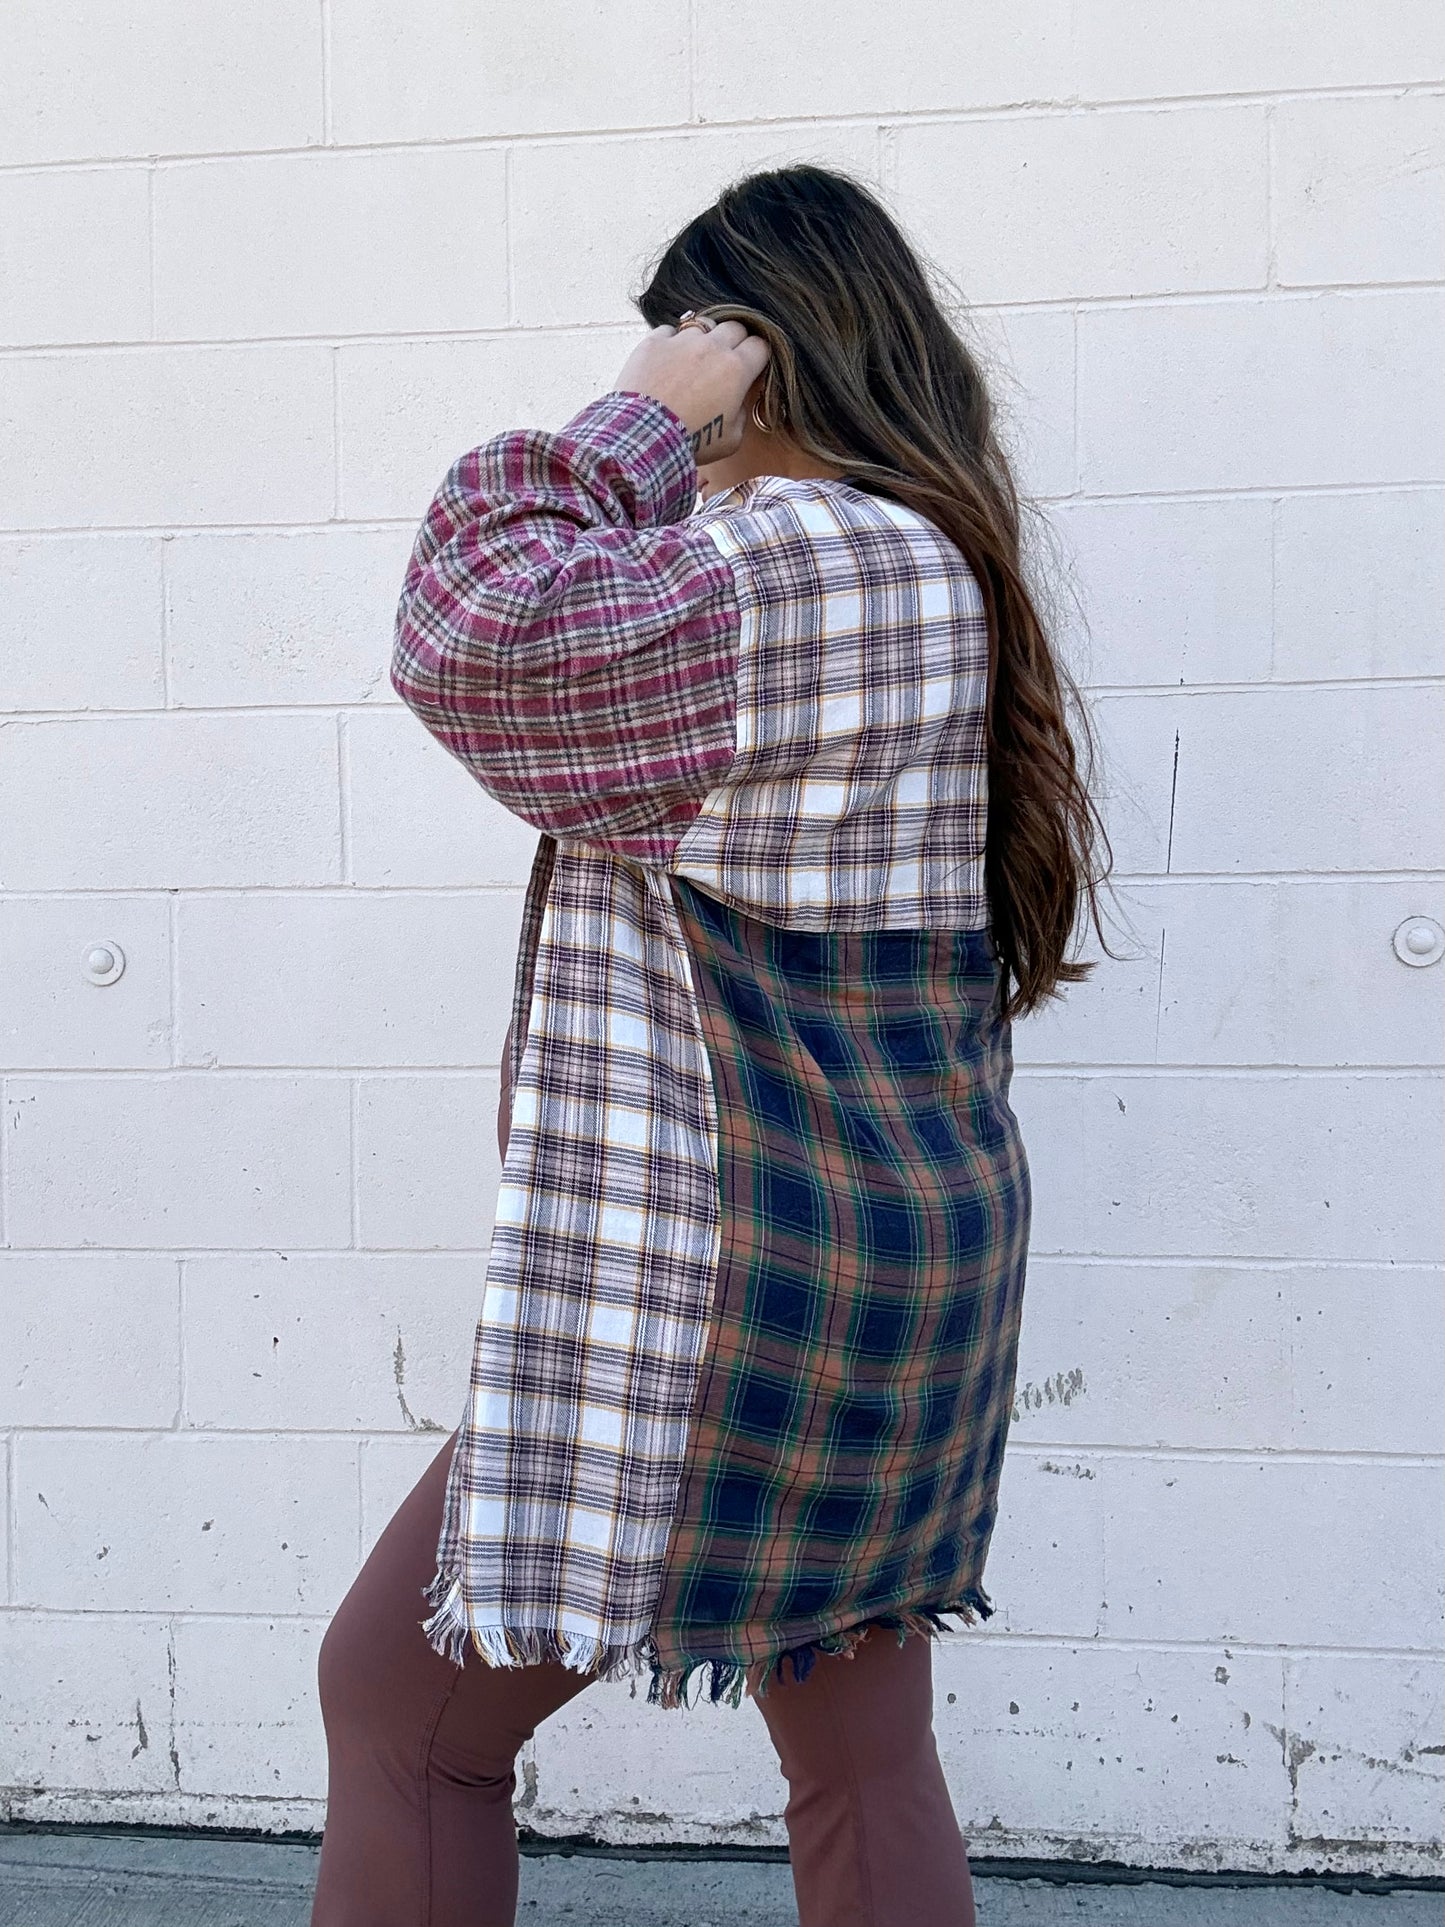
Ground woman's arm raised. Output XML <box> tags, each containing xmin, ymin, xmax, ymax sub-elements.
<box><xmin>391</xmin><ymin>389</ymin><xmax>742</xmax><ymax>864</ymax></box>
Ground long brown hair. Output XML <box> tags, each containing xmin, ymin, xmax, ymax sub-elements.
<box><xmin>636</xmin><ymin>162</ymin><xmax>1115</xmax><ymax>1020</ymax></box>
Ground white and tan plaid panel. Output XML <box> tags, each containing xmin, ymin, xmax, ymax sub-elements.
<box><xmin>674</xmin><ymin>478</ymin><xmax>991</xmax><ymax>932</ymax></box>
<box><xmin>430</xmin><ymin>842</ymin><xmax>721</xmax><ymax>1658</ymax></box>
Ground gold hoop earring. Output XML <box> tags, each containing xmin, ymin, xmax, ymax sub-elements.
<box><xmin>751</xmin><ymin>396</ymin><xmax>774</xmax><ymax>434</ymax></box>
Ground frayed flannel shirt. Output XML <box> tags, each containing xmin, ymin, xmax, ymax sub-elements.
<box><xmin>391</xmin><ymin>390</ymin><xmax>1031</xmax><ymax>1708</ymax></box>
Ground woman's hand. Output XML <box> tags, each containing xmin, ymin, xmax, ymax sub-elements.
<box><xmin>612</xmin><ymin>319</ymin><xmax>771</xmax><ymax>465</ymax></box>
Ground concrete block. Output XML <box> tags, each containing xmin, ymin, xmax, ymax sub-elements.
<box><xmin>1288</xmin><ymin>1266</ymin><xmax>1445</xmax><ymax>1457</ymax></box>
<box><xmin>1286</xmin><ymin>1654</ymin><xmax>1445</xmax><ymax>1852</ymax></box>
<box><xmin>1168</xmin><ymin>685</ymin><xmax>1444</xmax><ymax>875</ymax></box>
<box><xmin>360</xmin><ymin>1434</ymin><xmax>450</xmax><ymax>1556</ymax></box>
<box><xmin>0</xmin><ymin>0</ymin><xmax>320</xmax><ymax>164</ymax></box>
<box><xmin>0</xmin><ymin>167</ymin><xmax>150</xmax><ymax>346</ymax></box>
<box><xmin>984</xmin><ymin>1448</ymin><xmax>1107</xmax><ymax>1638</ymax></box>
<box><xmin>154</xmin><ymin>148</ymin><xmax>507</xmax><ymax>342</ymax></box>
<box><xmin>176</xmin><ymin>891</ymin><xmax>520</xmax><ymax>1068</ymax></box>
<box><xmin>509</xmin><ymin>126</ymin><xmax>880</xmax><ymax>328</ymax></box>
<box><xmin>0</xmin><ymin>714</ymin><xmax>341</xmax><ymax>891</ymax></box>
<box><xmin>1078</xmin><ymin>292</ymin><xmax>1444</xmax><ymax>493</ymax></box>
<box><xmin>329</xmin><ymin>0</ymin><xmax>688</xmax><ymax>145</ymax></box>
<box><xmin>0</xmin><ymin>1611</ymin><xmax>175</xmax><ymax>1793</ymax></box>
<box><xmin>1101</xmin><ymin>1457</ymin><xmax>1444</xmax><ymax>1649</ymax></box>
<box><xmin>1076</xmin><ymin>0</ymin><xmax>1445</xmax><ymax>98</ymax></box>
<box><xmin>1273</xmin><ymin>487</ymin><xmax>1445</xmax><ymax>682</ymax></box>
<box><xmin>0</xmin><ymin>536</ymin><xmax>163</xmax><ymax>713</ymax></box>
<box><xmin>346</xmin><ymin>706</ymin><xmax>541</xmax><ymax>888</ymax></box>
<box><xmin>1011</xmin><ymin>1070</ymin><xmax>1442</xmax><ymax>1262</ymax></box>
<box><xmin>336</xmin><ymin>332</ymin><xmax>629</xmax><ymax>522</ymax></box>
<box><xmin>354</xmin><ymin>1074</ymin><xmax>502</xmax><ymax>1251</ymax></box>
<box><xmin>1275</xmin><ymin>94</ymin><xmax>1445</xmax><ymax>288</ymax></box>
<box><xmin>968</xmin><ymin>305</ymin><xmax>1076</xmax><ymax>502</ymax></box>
<box><xmin>1010</xmin><ymin>1261</ymin><xmax>1445</xmax><ymax>1456</ymax></box>
<box><xmin>529</xmin><ymin>1668</ymin><xmax>783</xmax><ymax>1846</ymax></box>
<box><xmin>695</xmin><ymin>0</ymin><xmax>1070</xmax><ymax>119</ymax></box>
<box><xmin>896</xmin><ymin>106</ymin><xmax>1267</xmax><ymax>306</ymax></box>
<box><xmin>0</xmin><ymin>346</ymin><xmax>334</xmax><ymax>529</ymax></box>
<box><xmin>12</xmin><ymin>1433</ymin><xmax>361</xmax><ymax>1615</ymax></box>
<box><xmin>1154</xmin><ymin>879</ymin><xmax>1445</xmax><ymax>1066</ymax></box>
<box><xmin>1050</xmin><ymin>497</ymin><xmax>1274</xmax><ymax>687</ymax></box>
<box><xmin>1011</xmin><ymin>1261</ymin><xmax>1291</xmax><ymax>1454</ymax></box>
<box><xmin>4</xmin><ymin>1074</ymin><xmax>351</xmax><ymax>1250</ymax></box>
<box><xmin>165</xmin><ymin>527</ymin><xmax>412</xmax><ymax>709</ymax></box>
<box><xmin>171</xmin><ymin>1615</ymin><xmax>328</xmax><ymax>1800</ymax></box>
<box><xmin>1010</xmin><ymin>889</ymin><xmax>1163</xmax><ymax>1066</ymax></box>
<box><xmin>1081</xmin><ymin>693</ymin><xmax>1183</xmax><ymax>876</ymax></box>
<box><xmin>182</xmin><ymin>1251</ymin><xmax>481</xmax><ymax>1432</ymax></box>
<box><xmin>0</xmin><ymin>894</ymin><xmax>171</xmax><ymax>1071</ymax></box>
<box><xmin>935</xmin><ymin>1639</ymin><xmax>1288</xmax><ymax>1862</ymax></box>
<box><xmin>0</xmin><ymin>1253</ymin><xmax>178</xmax><ymax>1428</ymax></box>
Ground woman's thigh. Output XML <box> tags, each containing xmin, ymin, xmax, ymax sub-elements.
<box><xmin>317</xmin><ymin>1430</ymin><xmax>594</xmax><ymax>1773</ymax></box>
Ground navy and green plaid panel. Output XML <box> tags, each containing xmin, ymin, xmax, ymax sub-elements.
<box><xmin>647</xmin><ymin>875</ymin><xmax>1032</xmax><ymax>1677</ymax></box>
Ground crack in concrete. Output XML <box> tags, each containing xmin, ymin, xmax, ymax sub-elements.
<box><xmin>393</xmin><ymin>1327</ymin><xmax>441</xmax><ymax>1433</ymax></box>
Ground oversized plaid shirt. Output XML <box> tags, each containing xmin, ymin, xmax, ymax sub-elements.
<box><xmin>392</xmin><ymin>390</ymin><xmax>1030</xmax><ymax>1707</ymax></box>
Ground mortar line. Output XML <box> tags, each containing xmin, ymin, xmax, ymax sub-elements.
<box><xmin>157</xmin><ymin>532</ymin><xmax>173</xmax><ymax>708</ymax></box>
<box><xmin>686</xmin><ymin>0</ymin><xmax>697</xmax><ymax>123</ymax></box>
<box><xmin>503</xmin><ymin>146</ymin><xmax>515</xmax><ymax>327</ymax></box>
<box><xmin>166</xmin><ymin>891</ymin><xmax>179</xmax><ymax>1068</ymax></box>
<box><xmin>330</xmin><ymin>345</ymin><xmax>341</xmax><ymax>520</ymax></box>
<box><xmin>0</xmin><ymin>1077</ymin><xmax>8</xmax><ymax>1251</ymax></box>
<box><xmin>1265</xmin><ymin>101</ymin><xmax>1278</xmax><ymax>291</ymax></box>
<box><xmin>1</xmin><ymin>79</ymin><xmax>1439</xmax><ymax>174</ymax></box>
<box><xmin>5</xmin><ymin>1423</ymin><xmax>1437</xmax><ymax>1467</ymax></box>
<box><xmin>5</xmin><ymin>475</ymin><xmax>1439</xmax><ymax>535</ymax></box>
<box><xmin>320</xmin><ymin>0</ymin><xmax>333</xmax><ymax>145</ymax></box>
<box><xmin>4</xmin><ymin>1434</ymin><xmax>14</xmax><ymax>1606</ymax></box>
<box><xmin>3</xmin><ymin>1247</ymin><xmax>1428</xmax><ymax>1269</ymax></box>
<box><xmin>175</xmin><ymin>1257</ymin><xmax>187</xmax><ymax>1429</ymax></box>
<box><xmin>348</xmin><ymin>1075</ymin><xmax>360</xmax><ymax>1250</ymax></box>
<box><xmin>336</xmin><ymin>711</ymin><xmax>351</xmax><ymax>883</ymax></box>
<box><xmin>5</xmin><ymin>1060</ymin><xmax>1441</xmax><ymax>1080</ymax></box>
<box><xmin>3</xmin><ymin>1601</ymin><xmax>1439</xmax><ymax>1663</ymax></box>
<box><xmin>146</xmin><ymin>163</ymin><xmax>158</xmax><ymax>340</ymax></box>
<box><xmin>1268</xmin><ymin>494</ymin><xmax>1282</xmax><ymax>677</ymax></box>
<box><xmin>0</xmin><ymin>869</ymin><xmax>1440</xmax><ymax>897</ymax></box>
<box><xmin>3</xmin><ymin>280</ymin><xmax>1441</xmax><ymax>362</ymax></box>
<box><xmin>5</xmin><ymin>670</ymin><xmax>1442</xmax><ymax>724</ymax></box>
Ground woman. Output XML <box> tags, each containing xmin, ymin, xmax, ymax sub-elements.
<box><xmin>311</xmin><ymin>163</ymin><xmax>1109</xmax><ymax>1927</ymax></box>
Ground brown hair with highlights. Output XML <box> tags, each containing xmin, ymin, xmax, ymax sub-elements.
<box><xmin>636</xmin><ymin>162</ymin><xmax>1116</xmax><ymax>1020</ymax></box>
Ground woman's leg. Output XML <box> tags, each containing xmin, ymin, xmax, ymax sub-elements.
<box><xmin>754</xmin><ymin>1626</ymin><xmax>977</xmax><ymax>1927</ymax></box>
<box><xmin>310</xmin><ymin>1432</ymin><xmax>595</xmax><ymax>1927</ymax></box>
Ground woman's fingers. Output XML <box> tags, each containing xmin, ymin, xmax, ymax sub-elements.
<box><xmin>701</xmin><ymin>317</ymin><xmax>750</xmax><ymax>348</ymax></box>
<box><xmin>732</xmin><ymin>331</ymin><xmax>772</xmax><ymax>382</ymax></box>
<box><xmin>611</xmin><ymin>316</ymin><xmax>774</xmax><ymax>462</ymax></box>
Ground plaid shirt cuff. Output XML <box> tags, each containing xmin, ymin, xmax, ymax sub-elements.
<box><xmin>559</xmin><ymin>389</ymin><xmax>701</xmax><ymax>527</ymax></box>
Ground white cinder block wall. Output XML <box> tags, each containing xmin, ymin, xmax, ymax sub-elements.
<box><xmin>1</xmin><ymin>0</ymin><xmax>1442</xmax><ymax>1877</ymax></box>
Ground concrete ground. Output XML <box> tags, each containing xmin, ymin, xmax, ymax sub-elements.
<box><xmin>0</xmin><ymin>1831</ymin><xmax>1437</xmax><ymax>1927</ymax></box>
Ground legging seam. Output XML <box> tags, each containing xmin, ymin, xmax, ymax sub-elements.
<box><xmin>815</xmin><ymin>1648</ymin><xmax>878</xmax><ymax>1927</ymax></box>
<box><xmin>412</xmin><ymin>1662</ymin><xmax>468</xmax><ymax>1927</ymax></box>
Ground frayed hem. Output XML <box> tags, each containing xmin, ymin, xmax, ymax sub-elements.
<box><xmin>420</xmin><ymin>1569</ymin><xmax>651</xmax><ymax>1683</ymax></box>
<box><xmin>420</xmin><ymin>1568</ymin><xmax>993</xmax><ymax>1712</ymax></box>
<box><xmin>741</xmin><ymin>1589</ymin><xmax>994</xmax><ymax>1705</ymax></box>
<box><xmin>644</xmin><ymin>1591</ymin><xmax>995</xmax><ymax>1710</ymax></box>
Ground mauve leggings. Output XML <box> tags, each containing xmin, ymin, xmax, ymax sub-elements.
<box><xmin>310</xmin><ymin>1431</ymin><xmax>977</xmax><ymax>1927</ymax></box>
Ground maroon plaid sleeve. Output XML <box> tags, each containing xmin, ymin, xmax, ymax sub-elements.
<box><xmin>391</xmin><ymin>390</ymin><xmax>742</xmax><ymax>864</ymax></box>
